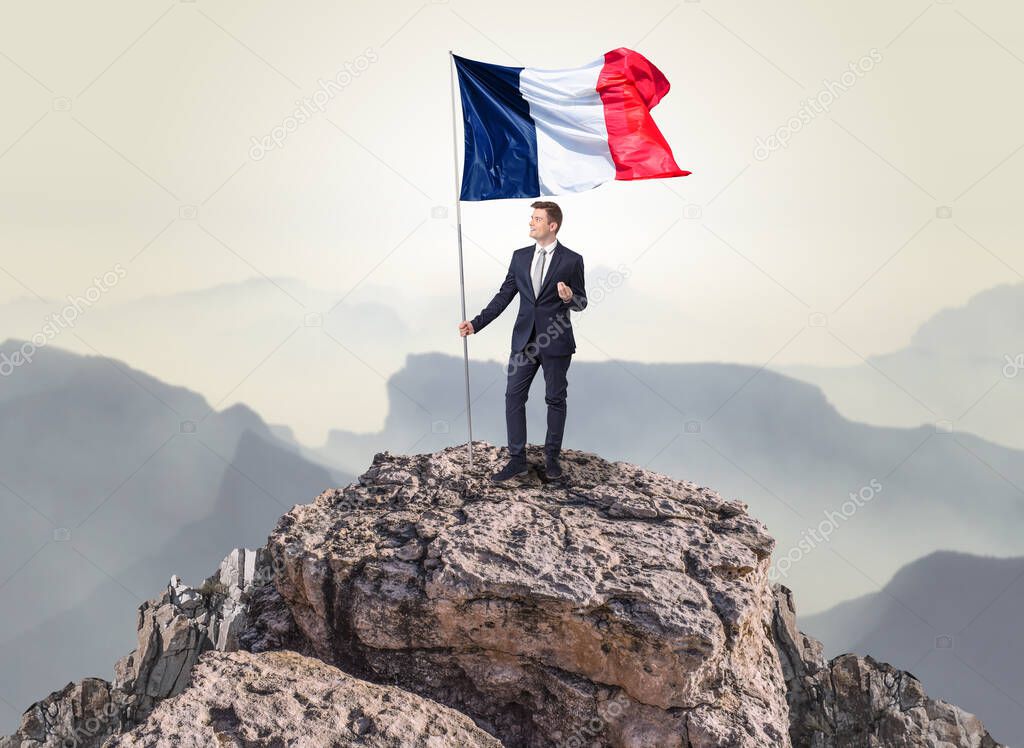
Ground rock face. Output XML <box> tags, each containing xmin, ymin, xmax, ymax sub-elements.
<box><xmin>269</xmin><ymin>443</ymin><xmax>790</xmax><ymax>746</ymax></box>
<box><xmin>113</xmin><ymin>547</ymin><xmax>267</xmax><ymax>718</ymax></box>
<box><xmin>105</xmin><ymin>649</ymin><xmax>501</xmax><ymax>747</ymax></box>
<box><xmin>1</xmin><ymin>442</ymin><xmax>1005</xmax><ymax>747</ymax></box>
<box><xmin>771</xmin><ymin>584</ymin><xmax>1001</xmax><ymax>748</ymax></box>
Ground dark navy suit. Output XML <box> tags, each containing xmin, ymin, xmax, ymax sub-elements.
<box><xmin>470</xmin><ymin>239</ymin><xmax>587</xmax><ymax>464</ymax></box>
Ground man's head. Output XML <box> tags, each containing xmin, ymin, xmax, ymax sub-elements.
<box><xmin>529</xmin><ymin>201</ymin><xmax>562</xmax><ymax>245</ymax></box>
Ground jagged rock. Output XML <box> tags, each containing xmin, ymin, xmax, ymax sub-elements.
<box><xmin>112</xmin><ymin>547</ymin><xmax>271</xmax><ymax>717</ymax></box>
<box><xmin>0</xmin><ymin>678</ymin><xmax>128</xmax><ymax>748</ymax></box>
<box><xmin>105</xmin><ymin>649</ymin><xmax>501</xmax><ymax>747</ymax></box>
<box><xmin>771</xmin><ymin>583</ymin><xmax>1002</xmax><ymax>747</ymax></box>
<box><xmin>0</xmin><ymin>547</ymin><xmax>286</xmax><ymax>747</ymax></box>
<box><xmin>269</xmin><ymin>442</ymin><xmax>791</xmax><ymax>747</ymax></box>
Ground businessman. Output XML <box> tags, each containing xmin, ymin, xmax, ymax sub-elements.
<box><xmin>458</xmin><ymin>201</ymin><xmax>587</xmax><ymax>482</ymax></box>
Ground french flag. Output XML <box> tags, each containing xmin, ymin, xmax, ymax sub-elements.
<box><xmin>453</xmin><ymin>47</ymin><xmax>690</xmax><ymax>201</ymax></box>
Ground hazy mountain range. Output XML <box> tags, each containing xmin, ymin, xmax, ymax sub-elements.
<box><xmin>0</xmin><ymin>277</ymin><xmax>417</xmax><ymax>444</ymax></box>
<box><xmin>776</xmin><ymin>282</ymin><xmax>1024</xmax><ymax>451</ymax></box>
<box><xmin>803</xmin><ymin>550</ymin><xmax>1024</xmax><ymax>747</ymax></box>
<box><xmin>0</xmin><ymin>340</ymin><xmax>349</xmax><ymax>731</ymax></box>
<box><xmin>6</xmin><ymin>276</ymin><xmax>1019</xmax><ymax>451</ymax></box>
<box><xmin>0</xmin><ymin>265</ymin><xmax>689</xmax><ymax>445</ymax></box>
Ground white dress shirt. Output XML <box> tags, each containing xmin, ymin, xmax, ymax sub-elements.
<box><xmin>533</xmin><ymin>237</ymin><xmax>558</xmax><ymax>287</ymax></box>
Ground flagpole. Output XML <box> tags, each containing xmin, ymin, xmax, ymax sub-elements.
<box><xmin>448</xmin><ymin>50</ymin><xmax>474</xmax><ymax>467</ymax></box>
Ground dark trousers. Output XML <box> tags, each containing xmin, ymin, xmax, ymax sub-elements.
<box><xmin>504</xmin><ymin>331</ymin><xmax>572</xmax><ymax>465</ymax></box>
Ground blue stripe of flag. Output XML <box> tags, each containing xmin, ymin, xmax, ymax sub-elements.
<box><xmin>453</xmin><ymin>54</ymin><xmax>539</xmax><ymax>201</ymax></box>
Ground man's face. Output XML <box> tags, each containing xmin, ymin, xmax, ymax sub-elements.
<box><xmin>528</xmin><ymin>209</ymin><xmax>556</xmax><ymax>244</ymax></box>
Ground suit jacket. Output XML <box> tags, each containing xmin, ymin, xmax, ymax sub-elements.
<box><xmin>471</xmin><ymin>239</ymin><xmax>587</xmax><ymax>356</ymax></box>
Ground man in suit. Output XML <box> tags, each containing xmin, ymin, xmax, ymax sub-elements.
<box><xmin>458</xmin><ymin>201</ymin><xmax>587</xmax><ymax>482</ymax></box>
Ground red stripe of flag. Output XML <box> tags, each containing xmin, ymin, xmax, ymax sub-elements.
<box><xmin>597</xmin><ymin>47</ymin><xmax>691</xmax><ymax>181</ymax></box>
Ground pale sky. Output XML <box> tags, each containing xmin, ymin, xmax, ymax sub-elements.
<box><xmin>1</xmin><ymin>0</ymin><xmax>1022</xmax><ymax>442</ymax></box>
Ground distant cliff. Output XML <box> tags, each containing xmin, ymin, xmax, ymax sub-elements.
<box><xmin>0</xmin><ymin>443</ymin><xmax>1004</xmax><ymax>747</ymax></box>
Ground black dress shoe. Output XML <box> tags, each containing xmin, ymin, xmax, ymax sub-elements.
<box><xmin>491</xmin><ymin>460</ymin><xmax>529</xmax><ymax>482</ymax></box>
<box><xmin>544</xmin><ymin>456</ymin><xmax>563</xmax><ymax>480</ymax></box>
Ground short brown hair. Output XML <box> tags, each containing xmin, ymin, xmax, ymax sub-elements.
<box><xmin>530</xmin><ymin>201</ymin><xmax>562</xmax><ymax>233</ymax></box>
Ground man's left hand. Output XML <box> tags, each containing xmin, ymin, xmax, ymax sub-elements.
<box><xmin>557</xmin><ymin>282</ymin><xmax>573</xmax><ymax>301</ymax></box>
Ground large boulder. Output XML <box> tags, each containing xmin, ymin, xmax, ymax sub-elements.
<box><xmin>269</xmin><ymin>442</ymin><xmax>791</xmax><ymax>747</ymax></box>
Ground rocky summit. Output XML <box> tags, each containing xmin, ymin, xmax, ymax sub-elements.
<box><xmin>1</xmin><ymin>442</ymin><xmax>1005</xmax><ymax>747</ymax></box>
<box><xmin>270</xmin><ymin>442</ymin><xmax>788</xmax><ymax>746</ymax></box>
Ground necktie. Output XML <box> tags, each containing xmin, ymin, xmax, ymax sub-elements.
<box><xmin>532</xmin><ymin>247</ymin><xmax>547</xmax><ymax>298</ymax></box>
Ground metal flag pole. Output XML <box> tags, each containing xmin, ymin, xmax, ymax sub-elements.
<box><xmin>448</xmin><ymin>50</ymin><xmax>474</xmax><ymax>467</ymax></box>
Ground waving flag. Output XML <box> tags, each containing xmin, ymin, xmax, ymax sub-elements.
<box><xmin>453</xmin><ymin>47</ymin><xmax>690</xmax><ymax>201</ymax></box>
